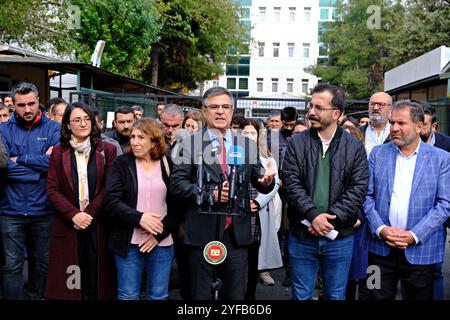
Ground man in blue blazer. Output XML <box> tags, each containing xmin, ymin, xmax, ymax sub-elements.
<box><xmin>364</xmin><ymin>100</ymin><xmax>450</xmax><ymax>300</ymax></box>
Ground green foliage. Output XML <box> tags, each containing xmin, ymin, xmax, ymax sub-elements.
<box><xmin>0</xmin><ymin>0</ymin><xmax>70</xmax><ymax>52</ymax></box>
<box><xmin>148</xmin><ymin>0</ymin><xmax>251</xmax><ymax>90</ymax></box>
<box><xmin>308</xmin><ymin>0</ymin><xmax>449</xmax><ymax>99</ymax></box>
<box><xmin>69</xmin><ymin>0</ymin><xmax>161</xmax><ymax>78</ymax></box>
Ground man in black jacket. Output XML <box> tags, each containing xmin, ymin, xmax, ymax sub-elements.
<box><xmin>170</xmin><ymin>86</ymin><xmax>275</xmax><ymax>300</ymax></box>
<box><xmin>282</xmin><ymin>83</ymin><xmax>369</xmax><ymax>300</ymax></box>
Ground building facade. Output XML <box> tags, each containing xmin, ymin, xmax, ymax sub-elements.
<box><xmin>206</xmin><ymin>0</ymin><xmax>337</xmax><ymax>98</ymax></box>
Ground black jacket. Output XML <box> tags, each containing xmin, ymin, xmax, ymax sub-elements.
<box><xmin>169</xmin><ymin>128</ymin><xmax>275</xmax><ymax>247</ymax></box>
<box><xmin>104</xmin><ymin>153</ymin><xmax>174</xmax><ymax>257</ymax></box>
<box><xmin>281</xmin><ymin>126</ymin><xmax>369</xmax><ymax>240</ymax></box>
<box><xmin>434</xmin><ymin>132</ymin><xmax>450</xmax><ymax>152</ymax></box>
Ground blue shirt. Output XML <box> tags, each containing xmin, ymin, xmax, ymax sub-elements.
<box><xmin>207</xmin><ymin>128</ymin><xmax>232</xmax><ymax>174</ymax></box>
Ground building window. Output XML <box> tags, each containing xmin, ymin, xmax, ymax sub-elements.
<box><xmin>332</xmin><ymin>9</ymin><xmax>338</xmax><ymax>20</ymax></box>
<box><xmin>273</xmin><ymin>42</ymin><xmax>280</xmax><ymax>57</ymax></box>
<box><xmin>289</xmin><ymin>7</ymin><xmax>296</xmax><ymax>22</ymax></box>
<box><xmin>240</xmin><ymin>7</ymin><xmax>250</xmax><ymax>19</ymax></box>
<box><xmin>288</xmin><ymin>43</ymin><xmax>295</xmax><ymax>57</ymax></box>
<box><xmin>287</xmin><ymin>78</ymin><xmax>294</xmax><ymax>93</ymax></box>
<box><xmin>319</xmin><ymin>44</ymin><xmax>328</xmax><ymax>56</ymax></box>
<box><xmin>259</xmin><ymin>7</ymin><xmax>266</xmax><ymax>22</ymax></box>
<box><xmin>272</xmin><ymin>78</ymin><xmax>278</xmax><ymax>92</ymax></box>
<box><xmin>258</xmin><ymin>42</ymin><xmax>265</xmax><ymax>57</ymax></box>
<box><xmin>273</xmin><ymin>7</ymin><xmax>281</xmax><ymax>22</ymax></box>
<box><xmin>320</xmin><ymin>8</ymin><xmax>329</xmax><ymax>20</ymax></box>
<box><xmin>239</xmin><ymin>78</ymin><xmax>249</xmax><ymax>90</ymax></box>
<box><xmin>227</xmin><ymin>78</ymin><xmax>236</xmax><ymax>90</ymax></box>
<box><xmin>257</xmin><ymin>78</ymin><xmax>263</xmax><ymax>92</ymax></box>
<box><xmin>303</xmin><ymin>43</ymin><xmax>310</xmax><ymax>58</ymax></box>
<box><xmin>302</xmin><ymin>79</ymin><xmax>309</xmax><ymax>94</ymax></box>
<box><xmin>304</xmin><ymin>7</ymin><xmax>311</xmax><ymax>22</ymax></box>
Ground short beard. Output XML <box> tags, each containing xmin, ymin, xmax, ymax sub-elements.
<box><xmin>369</xmin><ymin>114</ymin><xmax>386</xmax><ymax>126</ymax></box>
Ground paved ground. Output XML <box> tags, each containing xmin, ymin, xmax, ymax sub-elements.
<box><xmin>169</xmin><ymin>234</ymin><xmax>450</xmax><ymax>300</ymax></box>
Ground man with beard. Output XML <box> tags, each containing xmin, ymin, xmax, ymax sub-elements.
<box><xmin>360</xmin><ymin>92</ymin><xmax>393</xmax><ymax>157</ymax></box>
<box><xmin>420</xmin><ymin>104</ymin><xmax>450</xmax><ymax>152</ymax></box>
<box><xmin>104</xmin><ymin>105</ymin><xmax>135</xmax><ymax>152</ymax></box>
<box><xmin>364</xmin><ymin>100</ymin><xmax>450</xmax><ymax>300</ymax></box>
<box><xmin>160</xmin><ymin>104</ymin><xmax>183</xmax><ymax>147</ymax></box>
<box><xmin>282</xmin><ymin>83</ymin><xmax>368</xmax><ymax>299</ymax></box>
<box><xmin>0</xmin><ymin>82</ymin><xmax>60</xmax><ymax>299</ymax></box>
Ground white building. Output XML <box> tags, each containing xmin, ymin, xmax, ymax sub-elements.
<box><xmin>205</xmin><ymin>0</ymin><xmax>337</xmax><ymax>98</ymax></box>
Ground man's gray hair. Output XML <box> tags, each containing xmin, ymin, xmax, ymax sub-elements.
<box><xmin>392</xmin><ymin>99</ymin><xmax>424</xmax><ymax>124</ymax></box>
<box><xmin>202</xmin><ymin>86</ymin><xmax>234</xmax><ymax>108</ymax></box>
<box><xmin>160</xmin><ymin>103</ymin><xmax>183</xmax><ymax>118</ymax></box>
<box><xmin>131</xmin><ymin>105</ymin><xmax>144</xmax><ymax>112</ymax></box>
<box><xmin>11</xmin><ymin>82</ymin><xmax>39</xmax><ymax>101</ymax></box>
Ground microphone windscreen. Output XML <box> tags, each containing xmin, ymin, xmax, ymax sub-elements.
<box><xmin>227</xmin><ymin>145</ymin><xmax>244</xmax><ymax>166</ymax></box>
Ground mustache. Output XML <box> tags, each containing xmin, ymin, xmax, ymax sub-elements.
<box><xmin>308</xmin><ymin>116</ymin><xmax>319</xmax><ymax>121</ymax></box>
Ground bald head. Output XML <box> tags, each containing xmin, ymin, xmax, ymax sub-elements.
<box><xmin>368</xmin><ymin>92</ymin><xmax>392</xmax><ymax>127</ymax></box>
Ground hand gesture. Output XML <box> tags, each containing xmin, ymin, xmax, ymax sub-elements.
<box><xmin>381</xmin><ymin>227</ymin><xmax>415</xmax><ymax>249</ymax></box>
<box><xmin>139</xmin><ymin>212</ymin><xmax>163</xmax><ymax>235</ymax></box>
<box><xmin>213</xmin><ymin>180</ymin><xmax>229</xmax><ymax>203</ymax></box>
<box><xmin>138</xmin><ymin>233</ymin><xmax>159</xmax><ymax>253</ymax></box>
<box><xmin>250</xmin><ymin>200</ymin><xmax>259</xmax><ymax>213</ymax></box>
<box><xmin>72</xmin><ymin>212</ymin><xmax>93</xmax><ymax>230</ymax></box>
<box><xmin>258</xmin><ymin>159</ymin><xmax>276</xmax><ymax>186</ymax></box>
<box><xmin>310</xmin><ymin>213</ymin><xmax>336</xmax><ymax>237</ymax></box>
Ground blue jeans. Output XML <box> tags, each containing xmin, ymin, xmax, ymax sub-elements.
<box><xmin>0</xmin><ymin>214</ymin><xmax>52</xmax><ymax>300</ymax></box>
<box><xmin>115</xmin><ymin>244</ymin><xmax>174</xmax><ymax>300</ymax></box>
<box><xmin>289</xmin><ymin>233</ymin><xmax>354</xmax><ymax>300</ymax></box>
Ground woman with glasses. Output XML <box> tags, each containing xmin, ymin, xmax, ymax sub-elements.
<box><xmin>104</xmin><ymin>118</ymin><xmax>174</xmax><ymax>300</ymax></box>
<box><xmin>46</xmin><ymin>101</ymin><xmax>117</xmax><ymax>300</ymax></box>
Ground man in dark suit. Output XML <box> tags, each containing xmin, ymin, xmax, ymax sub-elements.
<box><xmin>170</xmin><ymin>86</ymin><xmax>275</xmax><ymax>300</ymax></box>
<box><xmin>420</xmin><ymin>105</ymin><xmax>450</xmax><ymax>152</ymax></box>
<box><xmin>420</xmin><ymin>104</ymin><xmax>450</xmax><ymax>300</ymax></box>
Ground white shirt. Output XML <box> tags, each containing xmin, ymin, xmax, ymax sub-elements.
<box><xmin>365</xmin><ymin>122</ymin><xmax>391</xmax><ymax>157</ymax></box>
<box><xmin>376</xmin><ymin>140</ymin><xmax>421</xmax><ymax>243</ymax></box>
<box><xmin>317</xmin><ymin>127</ymin><xmax>337</xmax><ymax>157</ymax></box>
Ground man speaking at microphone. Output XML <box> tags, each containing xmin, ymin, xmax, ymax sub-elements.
<box><xmin>170</xmin><ymin>86</ymin><xmax>276</xmax><ymax>300</ymax></box>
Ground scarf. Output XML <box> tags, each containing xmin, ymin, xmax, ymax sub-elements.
<box><xmin>70</xmin><ymin>136</ymin><xmax>91</xmax><ymax>211</ymax></box>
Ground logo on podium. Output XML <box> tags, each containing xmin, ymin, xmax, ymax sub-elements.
<box><xmin>203</xmin><ymin>241</ymin><xmax>227</xmax><ymax>265</ymax></box>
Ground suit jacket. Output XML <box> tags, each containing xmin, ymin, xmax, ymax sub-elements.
<box><xmin>46</xmin><ymin>141</ymin><xmax>117</xmax><ymax>300</ymax></box>
<box><xmin>169</xmin><ymin>128</ymin><xmax>275</xmax><ymax>247</ymax></box>
<box><xmin>363</xmin><ymin>141</ymin><xmax>450</xmax><ymax>264</ymax></box>
<box><xmin>434</xmin><ymin>132</ymin><xmax>450</xmax><ymax>152</ymax></box>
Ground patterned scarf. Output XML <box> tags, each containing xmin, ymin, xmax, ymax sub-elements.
<box><xmin>69</xmin><ymin>136</ymin><xmax>91</xmax><ymax>211</ymax></box>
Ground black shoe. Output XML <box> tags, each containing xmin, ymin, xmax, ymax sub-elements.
<box><xmin>282</xmin><ymin>277</ymin><xmax>291</xmax><ymax>287</ymax></box>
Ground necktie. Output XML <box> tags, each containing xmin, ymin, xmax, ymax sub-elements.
<box><xmin>218</xmin><ymin>136</ymin><xmax>232</xmax><ymax>229</ymax></box>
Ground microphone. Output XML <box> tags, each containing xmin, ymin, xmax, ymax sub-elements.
<box><xmin>196</xmin><ymin>153</ymin><xmax>203</xmax><ymax>206</ymax></box>
<box><xmin>227</xmin><ymin>145</ymin><xmax>244</xmax><ymax>212</ymax></box>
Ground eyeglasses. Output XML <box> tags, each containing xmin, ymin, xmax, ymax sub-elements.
<box><xmin>70</xmin><ymin>117</ymin><xmax>92</xmax><ymax>125</ymax></box>
<box><xmin>307</xmin><ymin>103</ymin><xmax>337</xmax><ymax>113</ymax></box>
<box><xmin>369</xmin><ymin>102</ymin><xmax>391</xmax><ymax>108</ymax></box>
<box><xmin>205</xmin><ymin>104</ymin><xmax>233</xmax><ymax>111</ymax></box>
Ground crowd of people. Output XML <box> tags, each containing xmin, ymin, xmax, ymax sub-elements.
<box><xmin>0</xmin><ymin>81</ymin><xmax>449</xmax><ymax>301</ymax></box>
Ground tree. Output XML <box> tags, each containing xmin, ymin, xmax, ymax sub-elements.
<box><xmin>0</xmin><ymin>0</ymin><xmax>70</xmax><ymax>52</ymax></box>
<box><xmin>307</xmin><ymin>0</ymin><xmax>450</xmax><ymax>99</ymax></box>
<box><xmin>386</xmin><ymin>0</ymin><xmax>450</xmax><ymax>69</ymax></box>
<box><xmin>306</xmin><ymin>0</ymin><xmax>403</xmax><ymax>99</ymax></box>
<box><xmin>147</xmin><ymin>0</ymin><xmax>250</xmax><ymax>90</ymax></box>
<box><xmin>69</xmin><ymin>0</ymin><xmax>161</xmax><ymax>78</ymax></box>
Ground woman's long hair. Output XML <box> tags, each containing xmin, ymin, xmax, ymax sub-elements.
<box><xmin>239</xmin><ymin>118</ymin><xmax>271</xmax><ymax>158</ymax></box>
<box><xmin>60</xmin><ymin>101</ymin><xmax>102</xmax><ymax>149</ymax></box>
